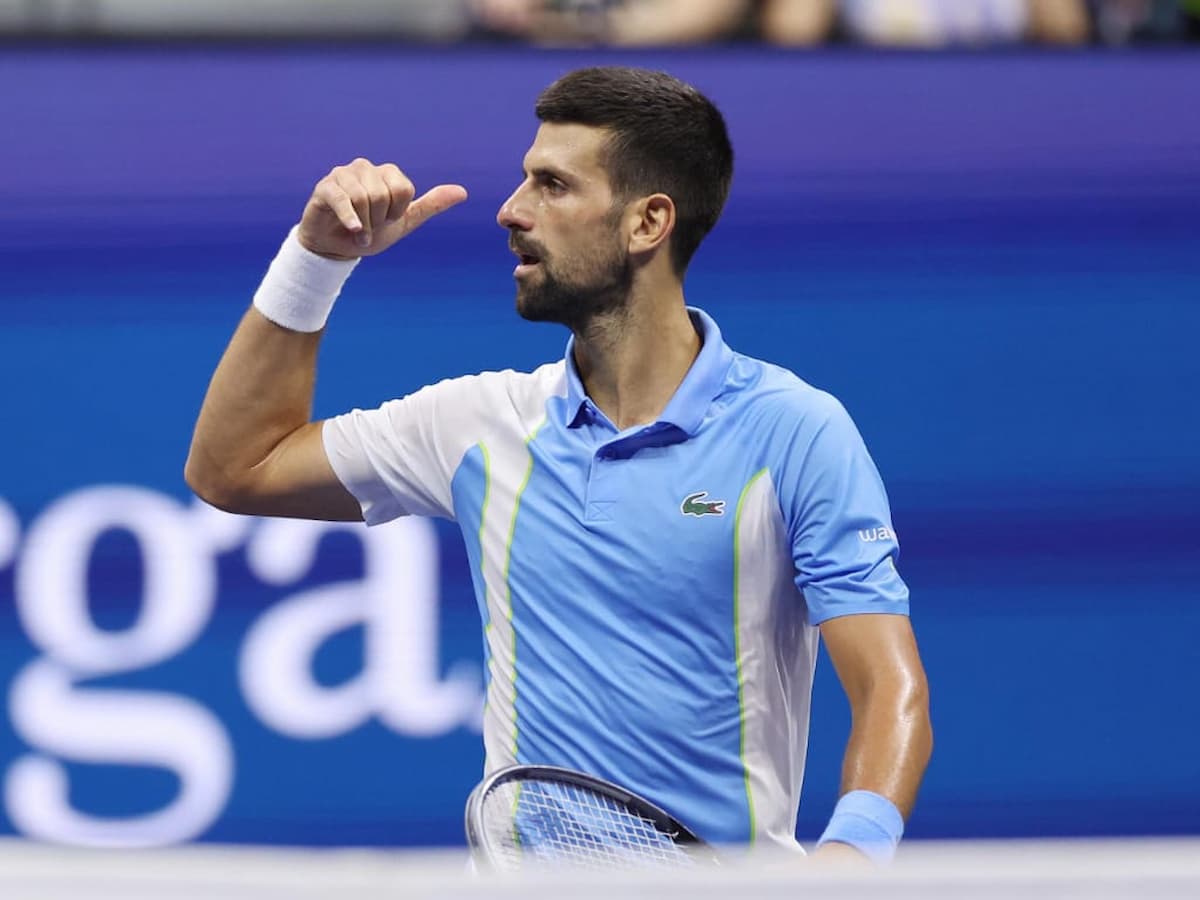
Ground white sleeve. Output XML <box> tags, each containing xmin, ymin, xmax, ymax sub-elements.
<box><xmin>321</xmin><ymin>366</ymin><xmax>560</xmax><ymax>525</ymax></box>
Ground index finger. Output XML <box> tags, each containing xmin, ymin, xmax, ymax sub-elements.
<box><xmin>378</xmin><ymin>164</ymin><xmax>416</xmax><ymax>223</ymax></box>
<box><xmin>314</xmin><ymin>180</ymin><xmax>363</xmax><ymax>233</ymax></box>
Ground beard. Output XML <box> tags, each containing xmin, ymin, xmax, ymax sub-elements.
<box><xmin>513</xmin><ymin>232</ymin><xmax>634</xmax><ymax>333</ymax></box>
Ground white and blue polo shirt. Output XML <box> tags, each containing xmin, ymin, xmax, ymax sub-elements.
<box><xmin>323</xmin><ymin>307</ymin><xmax>908</xmax><ymax>848</ymax></box>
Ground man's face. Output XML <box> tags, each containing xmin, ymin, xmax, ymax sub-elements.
<box><xmin>497</xmin><ymin>123</ymin><xmax>633</xmax><ymax>330</ymax></box>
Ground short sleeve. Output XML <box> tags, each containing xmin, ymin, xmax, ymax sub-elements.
<box><xmin>776</xmin><ymin>392</ymin><xmax>909</xmax><ymax>625</ymax></box>
<box><xmin>321</xmin><ymin>366</ymin><xmax>562</xmax><ymax>526</ymax></box>
<box><xmin>322</xmin><ymin>386</ymin><xmax>456</xmax><ymax>524</ymax></box>
<box><xmin>323</xmin><ymin>372</ymin><xmax>506</xmax><ymax>524</ymax></box>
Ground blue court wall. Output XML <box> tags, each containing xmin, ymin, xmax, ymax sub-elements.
<box><xmin>0</xmin><ymin>47</ymin><xmax>1197</xmax><ymax>847</ymax></box>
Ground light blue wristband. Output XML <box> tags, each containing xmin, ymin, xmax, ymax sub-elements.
<box><xmin>816</xmin><ymin>790</ymin><xmax>905</xmax><ymax>865</ymax></box>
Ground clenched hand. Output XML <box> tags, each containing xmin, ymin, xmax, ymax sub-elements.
<box><xmin>297</xmin><ymin>158</ymin><xmax>468</xmax><ymax>261</ymax></box>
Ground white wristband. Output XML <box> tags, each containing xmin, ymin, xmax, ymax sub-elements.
<box><xmin>252</xmin><ymin>226</ymin><xmax>361</xmax><ymax>333</ymax></box>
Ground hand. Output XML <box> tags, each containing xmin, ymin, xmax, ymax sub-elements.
<box><xmin>809</xmin><ymin>841</ymin><xmax>872</xmax><ymax>867</ymax></box>
<box><xmin>298</xmin><ymin>158</ymin><xmax>468</xmax><ymax>260</ymax></box>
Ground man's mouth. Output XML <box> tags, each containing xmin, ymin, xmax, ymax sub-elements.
<box><xmin>511</xmin><ymin>245</ymin><xmax>543</xmax><ymax>276</ymax></box>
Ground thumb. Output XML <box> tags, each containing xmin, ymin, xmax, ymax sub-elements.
<box><xmin>397</xmin><ymin>184</ymin><xmax>469</xmax><ymax>234</ymax></box>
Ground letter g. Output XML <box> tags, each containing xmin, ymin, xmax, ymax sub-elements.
<box><xmin>6</xmin><ymin>486</ymin><xmax>233</xmax><ymax>847</ymax></box>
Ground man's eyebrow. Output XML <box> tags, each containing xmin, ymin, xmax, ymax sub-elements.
<box><xmin>525</xmin><ymin>164</ymin><xmax>575</xmax><ymax>183</ymax></box>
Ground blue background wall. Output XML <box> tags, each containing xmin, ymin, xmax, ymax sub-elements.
<box><xmin>0</xmin><ymin>47</ymin><xmax>1197</xmax><ymax>847</ymax></box>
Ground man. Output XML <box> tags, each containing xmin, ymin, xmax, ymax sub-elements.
<box><xmin>186</xmin><ymin>66</ymin><xmax>931</xmax><ymax>863</ymax></box>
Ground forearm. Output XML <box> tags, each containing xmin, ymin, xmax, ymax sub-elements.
<box><xmin>185</xmin><ymin>308</ymin><xmax>323</xmax><ymax>505</ymax></box>
<box><xmin>813</xmin><ymin>683</ymin><xmax>930</xmax><ymax>864</ymax></box>
<box><xmin>838</xmin><ymin>682</ymin><xmax>932</xmax><ymax>817</ymax></box>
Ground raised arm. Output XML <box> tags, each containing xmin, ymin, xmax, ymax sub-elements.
<box><xmin>184</xmin><ymin>159</ymin><xmax>467</xmax><ymax>520</ymax></box>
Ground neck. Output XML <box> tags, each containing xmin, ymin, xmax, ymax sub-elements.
<box><xmin>572</xmin><ymin>285</ymin><xmax>699</xmax><ymax>431</ymax></box>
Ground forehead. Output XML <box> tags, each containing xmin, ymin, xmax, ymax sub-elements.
<box><xmin>523</xmin><ymin>122</ymin><xmax>611</xmax><ymax>180</ymax></box>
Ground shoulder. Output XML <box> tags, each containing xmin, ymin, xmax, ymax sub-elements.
<box><xmin>391</xmin><ymin>360</ymin><xmax>566</xmax><ymax>439</ymax></box>
<box><xmin>722</xmin><ymin>352</ymin><xmax>850</xmax><ymax>435</ymax></box>
<box><xmin>408</xmin><ymin>360</ymin><xmax>565</xmax><ymax>408</ymax></box>
<box><xmin>426</xmin><ymin>359</ymin><xmax>564</xmax><ymax>392</ymax></box>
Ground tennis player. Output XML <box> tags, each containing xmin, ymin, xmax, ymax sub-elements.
<box><xmin>186</xmin><ymin>66</ymin><xmax>931</xmax><ymax>865</ymax></box>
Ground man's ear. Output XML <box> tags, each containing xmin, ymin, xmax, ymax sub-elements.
<box><xmin>627</xmin><ymin>193</ymin><xmax>676</xmax><ymax>257</ymax></box>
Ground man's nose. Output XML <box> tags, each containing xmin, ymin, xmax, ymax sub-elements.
<box><xmin>497</xmin><ymin>185</ymin><xmax>532</xmax><ymax>230</ymax></box>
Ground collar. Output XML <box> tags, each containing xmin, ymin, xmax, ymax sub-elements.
<box><xmin>562</xmin><ymin>307</ymin><xmax>734</xmax><ymax>436</ymax></box>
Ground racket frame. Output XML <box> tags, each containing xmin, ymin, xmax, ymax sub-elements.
<box><xmin>464</xmin><ymin>763</ymin><xmax>710</xmax><ymax>869</ymax></box>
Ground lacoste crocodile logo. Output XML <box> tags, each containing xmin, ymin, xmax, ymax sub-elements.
<box><xmin>681</xmin><ymin>491</ymin><xmax>726</xmax><ymax>517</ymax></box>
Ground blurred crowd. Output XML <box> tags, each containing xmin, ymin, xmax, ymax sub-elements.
<box><xmin>3</xmin><ymin>0</ymin><xmax>1197</xmax><ymax>44</ymax></box>
<box><xmin>462</xmin><ymin>0</ymin><xmax>1199</xmax><ymax>46</ymax></box>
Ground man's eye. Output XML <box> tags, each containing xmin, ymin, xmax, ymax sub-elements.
<box><xmin>544</xmin><ymin>178</ymin><xmax>566</xmax><ymax>194</ymax></box>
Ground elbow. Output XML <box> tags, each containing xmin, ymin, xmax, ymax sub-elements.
<box><xmin>852</xmin><ymin>662</ymin><xmax>930</xmax><ymax>724</ymax></box>
<box><xmin>860</xmin><ymin>671</ymin><xmax>933</xmax><ymax>766</ymax></box>
<box><xmin>184</xmin><ymin>453</ymin><xmax>254</xmax><ymax>514</ymax></box>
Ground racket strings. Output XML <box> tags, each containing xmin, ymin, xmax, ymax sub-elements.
<box><xmin>480</xmin><ymin>778</ymin><xmax>698</xmax><ymax>871</ymax></box>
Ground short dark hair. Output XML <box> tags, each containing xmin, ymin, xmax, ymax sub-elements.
<box><xmin>535</xmin><ymin>66</ymin><xmax>734</xmax><ymax>276</ymax></box>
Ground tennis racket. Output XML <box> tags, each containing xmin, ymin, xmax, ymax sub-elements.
<box><xmin>465</xmin><ymin>764</ymin><xmax>716</xmax><ymax>872</ymax></box>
